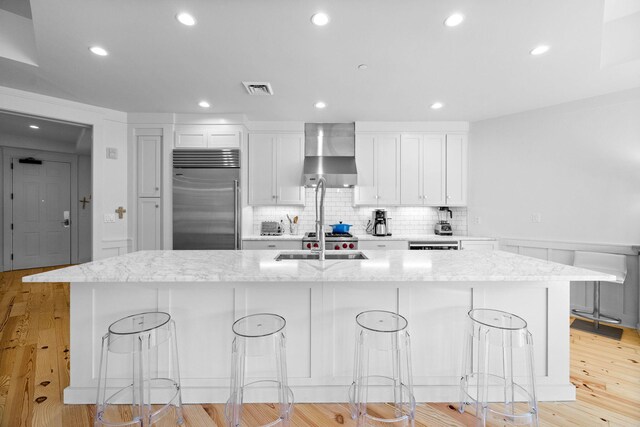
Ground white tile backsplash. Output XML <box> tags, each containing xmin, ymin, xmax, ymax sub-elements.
<box><xmin>252</xmin><ymin>188</ymin><xmax>467</xmax><ymax>235</ymax></box>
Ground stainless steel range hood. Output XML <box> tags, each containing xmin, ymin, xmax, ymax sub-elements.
<box><xmin>303</xmin><ymin>123</ymin><xmax>357</xmax><ymax>187</ymax></box>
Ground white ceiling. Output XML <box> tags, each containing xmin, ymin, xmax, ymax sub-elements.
<box><xmin>0</xmin><ymin>0</ymin><xmax>639</xmax><ymax>122</ymax></box>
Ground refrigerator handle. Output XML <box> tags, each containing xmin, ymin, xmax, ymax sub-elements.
<box><xmin>234</xmin><ymin>179</ymin><xmax>240</xmax><ymax>250</ymax></box>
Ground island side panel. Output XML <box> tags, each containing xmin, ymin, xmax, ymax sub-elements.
<box><xmin>65</xmin><ymin>279</ymin><xmax>574</xmax><ymax>403</ymax></box>
<box><xmin>470</xmin><ymin>280</ymin><xmax>574</xmax><ymax>401</ymax></box>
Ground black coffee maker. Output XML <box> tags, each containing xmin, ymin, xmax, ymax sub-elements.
<box><xmin>372</xmin><ymin>209</ymin><xmax>389</xmax><ymax>236</ymax></box>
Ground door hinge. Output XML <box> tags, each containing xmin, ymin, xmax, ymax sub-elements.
<box><xmin>11</xmin><ymin>254</ymin><xmax>13</xmax><ymax>260</ymax></box>
<box><xmin>10</xmin><ymin>223</ymin><xmax>13</xmax><ymax>230</ymax></box>
<box><xmin>10</xmin><ymin>162</ymin><xmax>13</xmax><ymax>169</ymax></box>
<box><xmin>10</xmin><ymin>193</ymin><xmax>13</xmax><ymax>200</ymax></box>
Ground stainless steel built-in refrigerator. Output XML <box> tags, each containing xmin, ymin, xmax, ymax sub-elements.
<box><xmin>173</xmin><ymin>150</ymin><xmax>241</xmax><ymax>250</ymax></box>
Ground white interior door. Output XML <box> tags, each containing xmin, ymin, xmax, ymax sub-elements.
<box><xmin>12</xmin><ymin>159</ymin><xmax>71</xmax><ymax>269</ymax></box>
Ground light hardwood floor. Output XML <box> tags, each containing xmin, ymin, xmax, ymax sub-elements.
<box><xmin>1</xmin><ymin>267</ymin><xmax>639</xmax><ymax>426</ymax></box>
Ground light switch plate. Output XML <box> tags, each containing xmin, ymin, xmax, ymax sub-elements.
<box><xmin>106</xmin><ymin>147</ymin><xmax>118</xmax><ymax>159</ymax></box>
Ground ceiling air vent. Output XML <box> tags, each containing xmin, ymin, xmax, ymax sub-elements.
<box><xmin>242</xmin><ymin>82</ymin><xmax>274</xmax><ymax>96</ymax></box>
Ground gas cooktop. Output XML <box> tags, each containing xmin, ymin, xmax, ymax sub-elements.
<box><xmin>304</xmin><ymin>232</ymin><xmax>357</xmax><ymax>240</ymax></box>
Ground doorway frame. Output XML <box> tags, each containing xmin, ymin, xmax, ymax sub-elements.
<box><xmin>2</xmin><ymin>147</ymin><xmax>79</xmax><ymax>270</ymax></box>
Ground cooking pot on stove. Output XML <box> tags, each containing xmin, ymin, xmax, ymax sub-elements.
<box><xmin>330</xmin><ymin>222</ymin><xmax>352</xmax><ymax>234</ymax></box>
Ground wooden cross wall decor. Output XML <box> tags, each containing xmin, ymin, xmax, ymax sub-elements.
<box><xmin>79</xmin><ymin>195</ymin><xmax>91</xmax><ymax>209</ymax></box>
<box><xmin>115</xmin><ymin>206</ymin><xmax>126</xmax><ymax>219</ymax></box>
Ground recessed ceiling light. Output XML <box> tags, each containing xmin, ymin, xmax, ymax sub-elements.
<box><xmin>357</xmin><ymin>64</ymin><xmax>369</xmax><ymax>70</ymax></box>
<box><xmin>430</xmin><ymin>102</ymin><xmax>444</xmax><ymax>110</ymax></box>
<box><xmin>89</xmin><ymin>46</ymin><xmax>108</xmax><ymax>56</ymax></box>
<box><xmin>176</xmin><ymin>12</ymin><xmax>196</xmax><ymax>26</ymax></box>
<box><xmin>530</xmin><ymin>45</ymin><xmax>550</xmax><ymax>56</ymax></box>
<box><xmin>444</xmin><ymin>13</ymin><xmax>464</xmax><ymax>27</ymax></box>
<box><xmin>29</xmin><ymin>125</ymin><xmax>39</xmax><ymax>129</ymax></box>
<box><xmin>198</xmin><ymin>101</ymin><xmax>210</xmax><ymax>108</ymax></box>
<box><xmin>314</xmin><ymin>101</ymin><xmax>327</xmax><ymax>109</ymax></box>
<box><xmin>311</xmin><ymin>12</ymin><xmax>330</xmax><ymax>26</ymax></box>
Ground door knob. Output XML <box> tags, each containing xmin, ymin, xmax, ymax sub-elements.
<box><xmin>61</xmin><ymin>219</ymin><xmax>70</xmax><ymax>227</ymax></box>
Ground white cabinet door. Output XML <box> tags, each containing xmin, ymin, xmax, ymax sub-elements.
<box><xmin>424</xmin><ymin>135</ymin><xmax>446</xmax><ymax>206</ymax></box>
<box><xmin>137</xmin><ymin>198</ymin><xmax>161</xmax><ymax>250</ymax></box>
<box><xmin>354</xmin><ymin>135</ymin><xmax>378</xmax><ymax>205</ymax></box>
<box><xmin>248</xmin><ymin>134</ymin><xmax>276</xmax><ymax>205</ymax></box>
<box><xmin>376</xmin><ymin>135</ymin><xmax>401</xmax><ymax>205</ymax></box>
<box><xmin>242</xmin><ymin>240</ymin><xmax>302</xmax><ymax>250</ymax></box>
<box><xmin>359</xmin><ymin>240</ymin><xmax>408</xmax><ymax>250</ymax></box>
<box><xmin>175</xmin><ymin>126</ymin><xmax>207</xmax><ymax>148</ymax></box>
<box><xmin>460</xmin><ymin>240</ymin><xmax>498</xmax><ymax>250</ymax></box>
<box><xmin>400</xmin><ymin>134</ymin><xmax>423</xmax><ymax>205</ymax></box>
<box><xmin>207</xmin><ymin>130</ymin><xmax>241</xmax><ymax>149</ymax></box>
<box><xmin>137</xmin><ymin>136</ymin><xmax>161</xmax><ymax>198</ymax></box>
<box><xmin>445</xmin><ymin>134</ymin><xmax>467</xmax><ymax>206</ymax></box>
<box><xmin>276</xmin><ymin>134</ymin><xmax>305</xmax><ymax>205</ymax></box>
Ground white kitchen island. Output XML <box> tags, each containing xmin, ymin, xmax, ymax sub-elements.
<box><xmin>24</xmin><ymin>250</ymin><xmax>610</xmax><ymax>404</ymax></box>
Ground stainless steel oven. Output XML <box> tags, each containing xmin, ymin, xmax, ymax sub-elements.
<box><xmin>408</xmin><ymin>241</ymin><xmax>459</xmax><ymax>250</ymax></box>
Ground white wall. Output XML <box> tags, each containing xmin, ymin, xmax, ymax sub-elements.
<box><xmin>468</xmin><ymin>88</ymin><xmax>640</xmax><ymax>245</ymax></box>
<box><xmin>0</xmin><ymin>86</ymin><xmax>128</xmax><ymax>261</ymax></box>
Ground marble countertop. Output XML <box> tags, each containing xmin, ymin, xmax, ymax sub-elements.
<box><xmin>23</xmin><ymin>250</ymin><xmax>612</xmax><ymax>283</ymax></box>
<box><xmin>243</xmin><ymin>234</ymin><xmax>494</xmax><ymax>241</ymax></box>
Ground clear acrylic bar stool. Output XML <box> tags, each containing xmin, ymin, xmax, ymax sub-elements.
<box><xmin>225</xmin><ymin>313</ymin><xmax>294</xmax><ymax>427</ymax></box>
<box><xmin>459</xmin><ymin>309</ymin><xmax>538</xmax><ymax>427</ymax></box>
<box><xmin>349</xmin><ymin>310</ymin><xmax>415</xmax><ymax>426</ymax></box>
<box><xmin>95</xmin><ymin>311</ymin><xmax>183</xmax><ymax>426</ymax></box>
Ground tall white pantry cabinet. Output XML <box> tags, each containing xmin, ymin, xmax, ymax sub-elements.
<box><xmin>136</xmin><ymin>135</ymin><xmax>162</xmax><ymax>250</ymax></box>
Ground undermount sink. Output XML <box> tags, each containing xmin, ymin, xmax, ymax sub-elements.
<box><xmin>275</xmin><ymin>252</ymin><xmax>368</xmax><ymax>261</ymax></box>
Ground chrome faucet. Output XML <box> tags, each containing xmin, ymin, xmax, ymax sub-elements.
<box><xmin>313</xmin><ymin>177</ymin><xmax>327</xmax><ymax>260</ymax></box>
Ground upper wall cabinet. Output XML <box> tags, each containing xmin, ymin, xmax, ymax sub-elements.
<box><xmin>248</xmin><ymin>133</ymin><xmax>305</xmax><ymax>206</ymax></box>
<box><xmin>174</xmin><ymin>125</ymin><xmax>242</xmax><ymax>149</ymax></box>
<box><xmin>444</xmin><ymin>134</ymin><xmax>467</xmax><ymax>206</ymax></box>
<box><xmin>400</xmin><ymin>134</ymin><xmax>446</xmax><ymax>206</ymax></box>
<box><xmin>137</xmin><ymin>135</ymin><xmax>161</xmax><ymax>198</ymax></box>
<box><xmin>400</xmin><ymin>133</ymin><xmax>467</xmax><ymax>206</ymax></box>
<box><xmin>354</xmin><ymin>134</ymin><xmax>401</xmax><ymax>206</ymax></box>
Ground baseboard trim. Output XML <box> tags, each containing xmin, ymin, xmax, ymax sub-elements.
<box><xmin>64</xmin><ymin>383</ymin><xmax>575</xmax><ymax>405</ymax></box>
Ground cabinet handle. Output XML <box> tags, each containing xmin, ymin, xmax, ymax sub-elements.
<box><xmin>377</xmin><ymin>245</ymin><xmax>386</xmax><ymax>248</ymax></box>
<box><xmin>155</xmin><ymin>187</ymin><xmax>159</xmax><ymax>191</ymax></box>
<box><xmin>267</xmin><ymin>244</ymin><xmax>276</xmax><ymax>248</ymax></box>
<box><xmin>155</xmin><ymin>204</ymin><xmax>159</xmax><ymax>208</ymax></box>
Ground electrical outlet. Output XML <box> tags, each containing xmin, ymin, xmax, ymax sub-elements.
<box><xmin>473</xmin><ymin>216</ymin><xmax>481</xmax><ymax>225</ymax></box>
<box><xmin>530</xmin><ymin>213</ymin><xmax>542</xmax><ymax>223</ymax></box>
<box><xmin>104</xmin><ymin>213</ymin><xmax>116</xmax><ymax>223</ymax></box>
